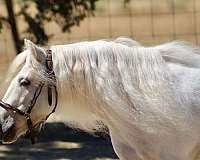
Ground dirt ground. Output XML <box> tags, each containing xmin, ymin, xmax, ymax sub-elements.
<box><xmin>0</xmin><ymin>122</ymin><xmax>118</xmax><ymax>160</ymax></box>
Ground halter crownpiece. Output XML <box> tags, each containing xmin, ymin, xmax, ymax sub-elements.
<box><xmin>0</xmin><ymin>49</ymin><xmax>58</xmax><ymax>144</ymax></box>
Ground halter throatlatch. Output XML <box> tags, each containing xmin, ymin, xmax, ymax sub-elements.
<box><xmin>0</xmin><ymin>49</ymin><xmax>58</xmax><ymax>144</ymax></box>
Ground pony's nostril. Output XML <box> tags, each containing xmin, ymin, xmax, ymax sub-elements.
<box><xmin>1</xmin><ymin>115</ymin><xmax>15</xmax><ymax>136</ymax></box>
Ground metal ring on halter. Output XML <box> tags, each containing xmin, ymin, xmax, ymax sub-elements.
<box><xmin>0</xmin><ymin>49</ymin><xmax>58</xmax><ymax>144</ymax></box>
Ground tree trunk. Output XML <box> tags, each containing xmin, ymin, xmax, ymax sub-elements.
<box><xmin>5</xmin><ymin>0</ymin><xmax>21</xmax><ymax>54</ymax></box>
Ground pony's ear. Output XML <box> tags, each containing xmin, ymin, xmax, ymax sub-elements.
<box><xmin>24</xmin><ymin>39</ymin><xmax>46</xmax><ymax>64</ymax></box>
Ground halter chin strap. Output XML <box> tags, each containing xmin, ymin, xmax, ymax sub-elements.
<box><xmin>0</xmin><ymin>49</ymin><xmax>58</xmax><ymax>144</ymax></box>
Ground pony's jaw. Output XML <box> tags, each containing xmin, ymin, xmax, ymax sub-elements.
<box><xmin>2</xmin><ymin>131</ymin><xmax>24</xmax><ymax>144</ymax></box>
<box><xmin>2</xmin><ymin>126</ymin><xmax>17</xmax><ymax>144</ymax></box>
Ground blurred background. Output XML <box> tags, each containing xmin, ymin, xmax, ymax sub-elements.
<box><xmin>1</xmin><ymin>0</ymin><xmax>200</xmax><ymax>76</ymax></box>
<box><xmin>0</xmin><ymin>0</ymin><xmax>200</xmax><ymax>159</ymax></box>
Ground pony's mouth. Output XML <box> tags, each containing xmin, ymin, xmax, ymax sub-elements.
<box><xmin>2</xmin><ymin>121</ymin><xmax>44</xmax><ymax>144</ymax></box>
<box><xmin>2</xmin><ymin>126</ymin><xmax>19</xmax><ymax>144</ymax></box>
<box><xmin>2</xmin><ymin>134</ymin><xmax>17</xmax><ymax>144</ymax></box>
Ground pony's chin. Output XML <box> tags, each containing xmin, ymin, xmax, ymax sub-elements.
<box><xmin>2</xmin><ymin>130</ymin><xmax>25</xmax><ymax>144</ymax></box>
<box><xmin>1</xmin><ymin>120</ymin><xmax>44</xmax><ymax>144</ymax></box>
<box><xmin>2</xmin><ymin>134</ymin><xmax>18</xmax><ymax>144</ymax></box>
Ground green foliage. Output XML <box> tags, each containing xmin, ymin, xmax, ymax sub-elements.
<box><xmin>1</xmin><ymin>0</ymin><xmax>98</xmax><ymax>45</ymax></box>
<box><xmin>20</xmin><ymin>0</ymin><xmax>98</xmax><ymax>44</ymax></box>
<box><xmin>1</xmin><ymin>0</ymin><xmax>129</xmax><ymax>52</ymax></box>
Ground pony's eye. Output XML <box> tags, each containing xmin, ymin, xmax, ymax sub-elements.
<box><xmin>19</xmin><ymin>78</ymin><xmax>31</xmax><ymax>86</ymax></box>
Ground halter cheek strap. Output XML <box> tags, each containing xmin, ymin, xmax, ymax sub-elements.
<box><xmin>46</xmin><ymin>49</ymin><xmax>55</xmax><ymax>107</ymax></box>
<box><xmin>48</xmin><ymin>87</ymin><xmax>52</xmax><ymax>106</ymax></box>
<box><xmin>0</xmin><ymin>49</ymin><xmax>58</xmax><ymax>144</ymax></box>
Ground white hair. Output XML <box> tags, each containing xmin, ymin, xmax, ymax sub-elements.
<box><xmin>154</xmin><ymin>41</ymin><xmax>200</xmax><ymax>68</ymax></box>
<box><xmin>4</xmin><ymin>38</ymin><xmax>200</xmax><ymax>159</ymax></box>
<box><xmin>49</xmin><ymin>40</ymin><xmax>180</xmax><ymax>133</ymax></box>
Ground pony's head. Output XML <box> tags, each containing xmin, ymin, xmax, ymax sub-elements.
<box><xmin>0</xmin><ymin>39</ymin><xmax>56</xmax><ymax>144</ymax></box>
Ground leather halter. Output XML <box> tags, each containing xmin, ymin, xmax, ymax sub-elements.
<box><xmin>0</xmin><ymin>49</ymin><xmax>58</xmax><ymax>144</ymax></box>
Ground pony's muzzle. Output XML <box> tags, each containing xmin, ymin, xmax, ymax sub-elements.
<box><xmin>0</xmin><ymin>113</ymin><xmax>15</xmax><ymax>137</ymax></box>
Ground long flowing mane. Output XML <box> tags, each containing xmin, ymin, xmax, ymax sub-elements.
<box><xmin>154</xmin><ymin>41</ymin><xmax>200</xmax><ymax>68</ymax></box>
<box><xmin>4</xmin><ymin>39</ymin><xmax>200</xmax><ymax>159</ymax></box>
<box><xmin>3</xmin><ymin>39</ymin><xmax>200</xmax><ymax>133</ymax></box>
<box><xmin>50</xmin><ymin>40</ymin><xmax>182</xmax><ymax>133</ymax></box>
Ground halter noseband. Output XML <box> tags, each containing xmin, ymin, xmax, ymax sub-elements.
<box><xmin>0</xmin><ymin>49</ymin><xmax>58</xmax><ymax>144</ymax></box>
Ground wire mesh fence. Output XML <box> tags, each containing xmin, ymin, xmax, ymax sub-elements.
<box><xmin>0</xmin><ymin>0</ymin><xmax>200</xmax><ymax>74</ymax></box>
<box><xmin>43</xmin><ymin>0</ymin><xmax>200</xmax><ymax>46</ymax></box>
<box><xmin>67</xmin><ymin>0</ymin><xmax>200</xmax><ymax>44</ymax></box>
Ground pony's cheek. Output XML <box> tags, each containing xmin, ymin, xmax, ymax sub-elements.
<box><xmin>18</xmin><ymin>89</ymin><xmax>30</xmax><ymax>102</ymax></box>
<box><xmin>17</xmin><ymin>89</ymin><xmax>35</xmax><ymax>109</ymax></box>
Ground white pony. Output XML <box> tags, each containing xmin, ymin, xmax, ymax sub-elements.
<box><xmin>1</xmin><ymin>37</ymin><xmax>200</xmax><ymax>160</ymax></box>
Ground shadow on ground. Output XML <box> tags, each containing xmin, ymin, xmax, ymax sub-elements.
<box><xmin>0</xmin><ymin>122</ymin><xmax>118</xmax><ymax>160</ymax></box>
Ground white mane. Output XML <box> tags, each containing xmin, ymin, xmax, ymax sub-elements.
<box><xmin>154</xmin><ymin>41</ymin><xmax>200</xmax><ymax>68</ymax></box>
<box><xmin>4</xmin><ymin>39</ymin><xmax>200</xmax><ymax>133</ymax></box>
<box><xmin>50</xmin><ymin>40</ymin><xmax>181</xmax><ymax>133</ymax></box>
<box><xmin>4</xmin><ymin>38</ymin><xmax>200</xmax><ymax>159</ymax></box>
